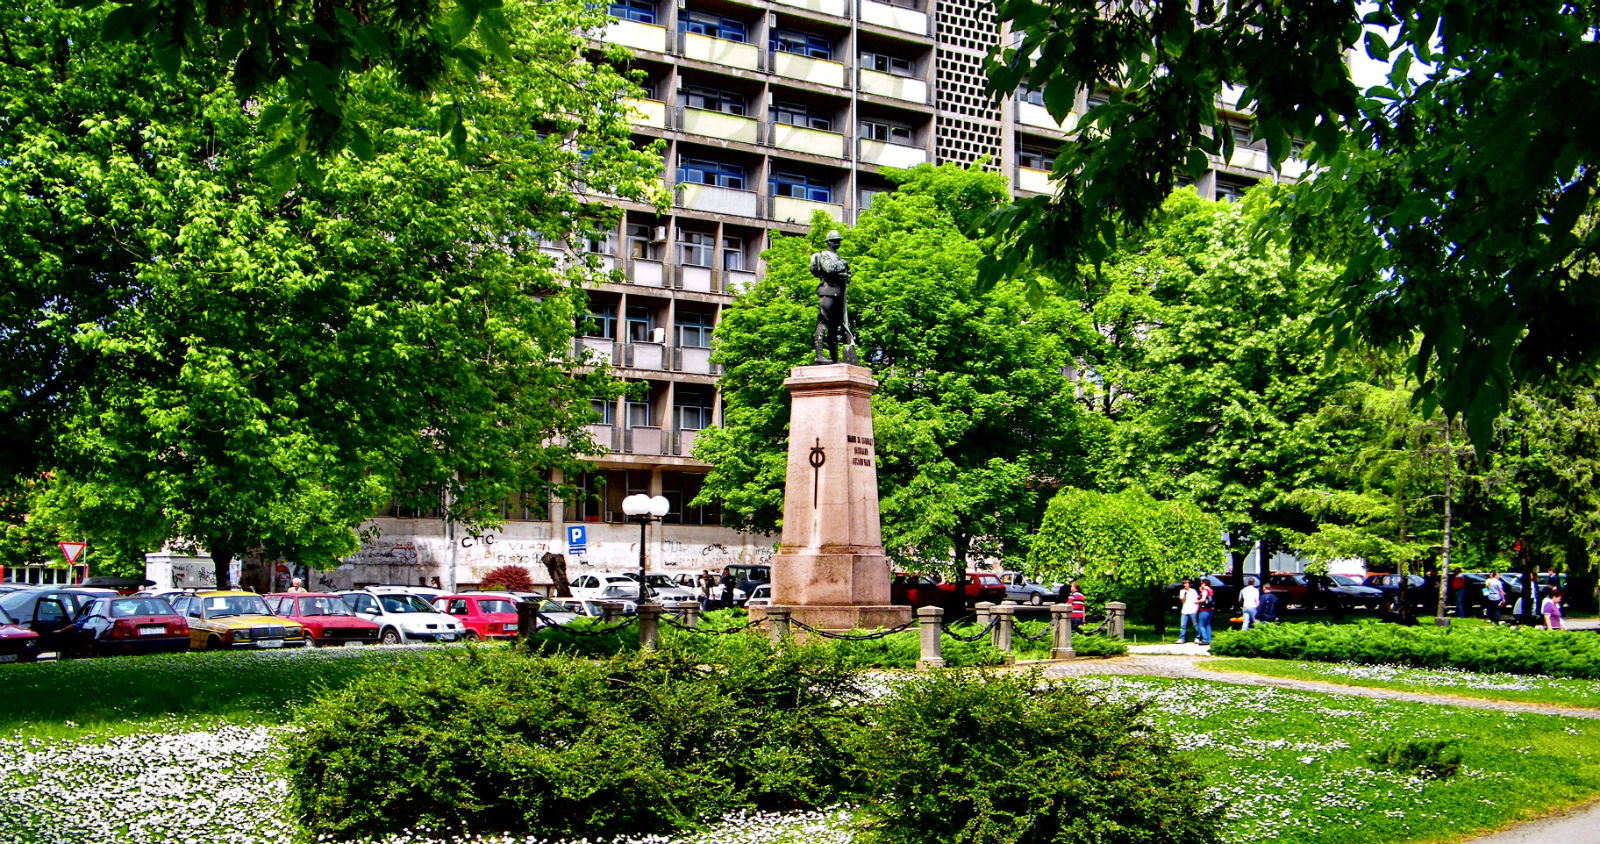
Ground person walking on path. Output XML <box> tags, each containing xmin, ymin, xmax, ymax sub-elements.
<box><xmin>1177</xmin><ymin>579</ymin><xmax>1200</xmax><ymax>644</ymax></box>
<box><xmin>1543</xmin><ymin>588</ymin><xmax>1566</xmax><ymax>630</ymax></box>
<box><xmin>1069</xmin><ymin>582</ymin><xmax>1086</xmax><ymax>631</ymax></box>
<box><xmin>1240</xmin><ymin>577</ymin><xmax>1261</xmax><ymax>630</ymax></box>
<box><xmin>1485</xmin><ymin>572</ymin><xmax>1507</xmax><ymax>624</ymax></box>
<box><xmin>1197</xmin><ymin>580</ymin><xmax>1216</xmax><ymax>645</ymax></box>
<box><xmin>1257</xmin><ymin>588</ymin><xmax>1280</xmax><ymax>623</ymax></box>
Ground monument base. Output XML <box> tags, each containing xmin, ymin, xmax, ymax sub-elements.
<box><xmin>750</xmin><ymin>603</ymin><xmax>912</xmax><ymax>633</ymax></box>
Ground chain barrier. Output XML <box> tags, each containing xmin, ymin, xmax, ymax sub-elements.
<box><xmin>1078</xmin><ymin>617</ymin><xmax>1111</xmax><ymax>637</ymax></box>
<box><xmin>531</xmin><ymin>611</ymin><xmax>636</xmax><ymax>636</ymax></box>
<box><xmin>788</xmin><ymin>616</ymin><xmax>919</xmax><ymax>640</ymax></box>
<box><xmin>1014</xmin><ymin>622</ymin><xmax>1052</xmax><ymax>643</ymax></box>
<box><xmin>941</xmin><ymin>615</ymin><xmax>1000</xmax><ymax>642</ymax></box>
<box><xmin>662</xmin><ymin>616</ymin><xmax>767</xmax><ymax>635</ymax></box>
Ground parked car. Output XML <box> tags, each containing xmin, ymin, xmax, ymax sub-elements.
<box><xmin>1362</xmin><ymin>574</ymin><xmax>1437</xmax><ymax>611</ymax></box>
<box><xmin>624</xmin><ymin>573</ymin><xmax>698</xmax><ymax>603</ymax></box>
<box><xmin>0</xmin><ymin>605</ymin><xmax>41</xmax><ymax>663</ymax></box>
<box><xmin>433</xmin><ymin>594</ymin><xmax>521</xmax><ymax>640</ymax></box>
<box><xmin>939</xmin><ymin>572</ymin><xmax>1007</xmax><ymax>607</ymax></box>
<box><xmin>168</xmin><ymin>591</ymin><xmax>307</xmax><ymax>650</ymax></box>
<box><xmin>266</xmin><ymin>593</ymin><xmax>380</xmax><ymax>647</ymax></box>
<box><xmin>1169</xmin><ymin>575</ymin><xmax>1245</xmax><ymax>613</ymax></box>
<box><xmin>999</xmin><ymin>572</ymin><xmax>1055</xmax><ymax>606</ymax></box>
<box><xmin>569</xmin><ymin>573</ymin><xmax>647</xmax><ymax>601</ymax></box>
<box><xmin>891</xmin><ymin>573</ymin><xmax>944</xmax><ymax>607</ymax></box>
<box><xmin>720</xmin><ymin>565</ymin><xmax>771</xmax><ymax>607</ymax></box>
<box><xmin>1325</xmin><ymin>574</ymin><xmax>1387</xmax><ymax>609</ymax></box>
<box><xmin>0</xmin><ymin>588</ymin><xmax>107</xmax><ymax>654</ymax></box>
<box><xmin>744</xmin><ymin>583</ymin><xmax>774</xmax><ymax>609</ymax></box>
<box><xmin>526</xmin><ymin>599</ymin><xmax>578</xmax><ymax>629</ymax></box>
<box><xmin>67</xmin><ymin>596</ymin><xmax>189</xmax><ymax>657</ymax></box>
<box><xmin>337</xmin><ymin>590</ymin><xmax>463</xmax><ymax>645</ymax></box>
<box><xmin>558</xmin><ymin>599</ymin><xmax>616</xmax><ymax>619</ymax></box>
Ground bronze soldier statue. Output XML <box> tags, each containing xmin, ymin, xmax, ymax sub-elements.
<box><xmin>809</xmin><ymin>230</ymin><xmax>857</xmax><ymax>364</ymax></box>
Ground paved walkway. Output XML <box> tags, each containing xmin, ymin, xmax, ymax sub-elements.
<box><xmin>1460</xmin><ymin>798</ymin><xmax>1600</xmax><ymax>843</ymax></box>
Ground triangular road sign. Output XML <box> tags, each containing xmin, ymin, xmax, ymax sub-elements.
<box><xmin>59</xmin><ymin>541</ymin><xmax>87</xmax><ymax>564</ymax></box>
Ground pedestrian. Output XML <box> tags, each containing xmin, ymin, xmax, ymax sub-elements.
<box><xmin>1177</xmin><ymin>579</ymin><xmax>1200</xmax><ymax>644</ymax></box>
<box><xmin>1484</xmin><ymin>572</ymin><xmax>1506</xmax><ymax>624</ymax></box>
<box><xmin>722</xmin><ymin>567</ymin><xmax>737</xmax><ymax>609</ymax></box>
<box><xmin>1068</xmin><ymin>581</ymin><xmax>1086</xmax><ymax>632</ymax></box>
<box><xmin>1257</xmin><ymin>589</ymin><xmax>1280</xmax><ymax>623</ymax></box>
<box><xmin>1196</xmin><ymin>579</ymin><xmax>1216</xmax><ymax>645</ymax></box>
<box><xmin>1240</xmin><ymin>577</ymin><xmax>1261</xmax><ymax>630</ymax></box>
<box><xmin>288</xmin><ymin>577</ymin><xmax>307</xmax><ymax>594</ymax></box>
<box><xmin>1542</xmin><ymin>588</ymin><xmax>1565</xmax><ymax>630</ymax></box>
<box><xmin>697</xmin><ymin>570</ymin><xmax>713</xmax><ymax>608</ymax></box>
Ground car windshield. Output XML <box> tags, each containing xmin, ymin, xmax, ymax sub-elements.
<box><xmin>536</xmin><ymin>600</ymin><xmax>568</xmax><ymax>614</ymax></box>
<box><xmin>299</xmin><ymin>596</ymin><xmax>355</xmax><ymax>616</ymax></box>
<box><xmin>110</xmin><ymin>598</ymin><xmax>177</xmax><ymax>618</ymax></box>
<box><xmin>643</xmin><ymin>575</ymin><xmax>676</xmax><ymax>587</ymax></box>
<box><xmin>477</xmin><ymin>599</ymin><xmax>517</xmax><ymax>614</ymax></box>
<box><xmin>379</xmin><ymin>595</ymin><xmax>434</xmax><ymax>613</ymax></box>
<box><xmin>0</xmin><ymin>606</ymin><xmax>13</xmax><ymax>625</ymax></box>
<box><xmin>1331</xmin><ymin>575</ymin><xmax>1364</xmax><ymax>586</ymax></box>
<box><xmin>203</xmin><ymin>595</ymin><xmax>273</xmax><ymax>618</ymax></box>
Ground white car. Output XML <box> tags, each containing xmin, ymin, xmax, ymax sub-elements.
<box><xmin>337</xmin><ymin>590</ymin><xmax>463</xmax><ymax>645</ymax></box>
<box><xmin>569</xmin><ymin>573</ymin><xmax>646</xmax><ymax>601</ymax></box>
<box><xmin>744</xmin><ymin>583</ymin><xmax>773</xmax><ymax>608</ymax></box>
<box><xmin>630</xmin><ymin>573</ymin><xmax>698</xmax><ymax>603</ymax></box>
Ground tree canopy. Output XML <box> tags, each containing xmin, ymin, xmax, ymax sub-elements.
<box><xmin>1027</xmin><ymin>486</ymin><xmax>1220</xmax><ymax>599</ymax></box>
<box><xmin>0</xmin><ymin>0</ymin><xmax>664</xmax><ymax>583</ymax></box>
<box><xmin>985</xmin><ymin>0</ymin><xmax>1600</xmax><ymax>450</ymax></box>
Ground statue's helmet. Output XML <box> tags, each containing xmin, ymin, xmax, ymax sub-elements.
<box><xmin>825</xmin><ymin>230</ymin><xmax>843</xmax><ymax>245</ymax></box>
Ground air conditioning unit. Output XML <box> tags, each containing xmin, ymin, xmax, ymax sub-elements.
<box><xmin>651</xmin><ymin>226</ymin><xmax>668</xmax><ymax>243</ymax></box>
<box><xmin>651</xmin><ymin>327</ymin><xmax>666</xmax><ymax>344</ymax></box>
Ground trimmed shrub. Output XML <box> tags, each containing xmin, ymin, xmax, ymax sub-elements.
<box><xmin>478</xmin><ymin>564</ymin><xmax>534</xmax><ymax>592</ymax></box>
<box><xmin>1212</xmin><ymin>621</ymin><xmax>1600</xmax><ymax>679</ymax></box>
<box><xmin>852</xmin><ymin>670</ymin><xmax>1223</xmax><ymax>844</ymax></box>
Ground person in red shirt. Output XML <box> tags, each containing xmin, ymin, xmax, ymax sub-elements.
<box><xmin>1069</xmin><ymin>581</ymin><xmax>1086</xmax><ymax>631</ymax></box>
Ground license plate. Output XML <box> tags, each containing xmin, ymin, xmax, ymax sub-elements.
<box><xmin>256</xmin><ymin>639</ymin><xmax>284</xmax><ymax>649</ymax></box>
<box><xmin>138</xmin><ymin>626</ymin><xmax>165</xmax><ymax>636</ymax></box>
<box><xmin>344</xmin><ymin>641</ymin><xmax>364</xmax><ymax>648</ymax></box>
<box><xmin>504</xmin><ymin>624</ymin><xmax>518</xmax><ymax>633</ymax></box>
<box><xmin>439</xmin><ymin>634</ymin><xmax>457</xmax><ymax>642</ymax></box>
<box><xmin>0</xmin><ymin>654</ymin><xmax>15</xmax><ymax>663</ymax></box>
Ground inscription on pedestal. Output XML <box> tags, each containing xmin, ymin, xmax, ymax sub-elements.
<box><xmin>848</xmin><ymin>434</ymin><xmax>875</xmax><ymax>467</ymax></box>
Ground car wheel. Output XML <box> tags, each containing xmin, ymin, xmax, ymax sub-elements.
<box><xmin>206</xmin><ymin>636</ymin><xmax>223</xmax><ymax>651</ymax></box>
<box><xmin>465</xmin><ymin>631</ymin><xmax>481</xmax><ymax>642</ymax></box>
<box><xmin>1029</xmin><ymin>593</ymin><xmax>1043</xmax><ymax>606</ymax></box>
<box><xmin>380</xmin><ymin>628</ymin><xmax>402</xmax><ymax>646</ymax></box>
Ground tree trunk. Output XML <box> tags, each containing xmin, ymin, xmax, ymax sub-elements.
<box><xmin>1520</xmin><ymin>430</ymin><xmax>1537</xmax><ymax>625</ymax></box>
<box><xmin>210</xmin><ymin>544</ymin><xmax>234</xmax><ymax>590</ymax></box>
<box><xmin>1437</xmin><ymin>423</ymin><xmax>1453</xmax><ymax>623</ymax></box>
<box><xmin>542</xmin><ymin>552</ymin><xmax>572</xmax><ymax>597</ymax></box>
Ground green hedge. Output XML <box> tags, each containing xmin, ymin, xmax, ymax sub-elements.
<box><xmin>1211</xmin><ymin>621</ymin><xmax>1600</xmax><ymax>679</ymax></box>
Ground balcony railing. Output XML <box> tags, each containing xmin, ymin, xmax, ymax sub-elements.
<box><xmin>585</xmin><ymin>424</ymin><xmax>620</xmax><ymax>453</ymax></box>
<box><xmin>860</xmin><ymin>0</ymin><xmax>929</xmax><ymax>35</ymax></box>
<box><xmin>1228</xmin><ymin>146</ymin><xmax>1270</xmax><ymax>173</ymax></box>
<box><xmin>771</xmin><ymin>51</ymin><xmax>848</xmax><ymax>88</ymax></box>
<box><xmin>676</xmin><ymin>427</ymin><xmax>702</xmax><ymax>457</ymax></box>
<box><xmin>1016</xmin><ymin>100</ymin><xmax>1075</xmax><ymax>132</ymax></box>
<box><xmin>576</xmin><ymin>336</ymin><xmax>619</xmax><ymax>364</ymax></box>
<box><xmin>773</xmin><ymin>0</ymin><xmax>847</xmax><ymax>16</ymax></box>
<box><xmin>772</xmin><ymin>194</ymin><xmax>844</xmax><ymax>224</ymax></box>
<box><xmin>858</xmin><ymin>138</ymin><xmax>927</xmax><ymax>168</ymax></box>
<box><xmin>1016</xmin><ymin>166</ymin><xmax>1053</xmax><ymax>195</ymax></box>
<box><xmin>678</xmin><ymin>107</ymin><xmax>759</xmax><ymax>143</ymax></box>
<box><xmin>681</xmin><ymin>32</ymin><xmax>761</xmax><ymax>70</ymax></box>
<box><xmin>604</xmin><ymin>19</ymin><xmax>669</xmax><ymax>53</ymax></box>
<box><xmin>625</xmin><ymin>426</ymin><xmax>665</xmax><ymax>455</ymax></box>
<box><xmin>771</xmin><ymin>122</ymin><xmax>847</xmax><ymax>158</ymax></box>
<box><xmin>859</xmin><ymin>68</ymin><xmax>928</xmax><ymax>104</ymax></box>
<box><xmin>629</xmin><ymin>258</ymin><xmax>667</xmax><ymax>287</ymax></box>
<box><xmin>625</xmin><ymin>97</ymin><xmax>667</xmax><ymax>129</ymax></box>
<box><xmin>675</xmin><ymin>346</ymin><xmax>716</xmax><ymax>375</ymax></box>
<box><xmin>676</xmin><ymin>182</ymin><xmax>760</xmax><ymax>217</ymax></box>
<box><xmin>675</xmin><ymin>263</ymin><xmax>716</xmax><ymax>293</ymax></box>
<box><xmin>724</xmin><ymin>269</ymin><xmax>758</xmax><ymax>294</ymax></box>
<box><xmin>624</xmin><ymin>342</ymin><xmax>667</xmax><ymax>370</ymax></box>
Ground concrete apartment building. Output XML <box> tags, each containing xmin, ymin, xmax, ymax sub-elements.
<box><xmin>119</xmin><ymin>0</ymin><xmax>1298</xmax><ymax>594</ymax></box>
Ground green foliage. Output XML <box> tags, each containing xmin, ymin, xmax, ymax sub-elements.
<box><xmin>984</xmin><ymin>0</ymin><xmax>1600</xmax><ymax>451</ymax></box>
<box><xmin>1365</xmin><ymin>739</ymin><xmax>1462</xmax><ymax>781</ymax></box>
<box><xmin>1212</xmin><ymin>622</ymin><xmax>1600</xmax><ymax>680</ymax></box>
<box><xmin>1028</xmin><ymin>487</ymin><xmax>1220</xmax><ymax>598</ymax></box>
<box><xmin>851</xmin><ymin>670</ymin><xmax>1222</xmax><ymax>844</ymax></box>
<box><xmin>477</xmin><ymin>565</ymin><xmax>534</xmax><ymax>592</ymax></box>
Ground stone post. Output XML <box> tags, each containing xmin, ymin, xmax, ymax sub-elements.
<box><xmin>1050</xmin><ymin>603</ymin><xmax>1075</xmax><ymax>659</ymax></box>
<box><xmin>670</xmin><ymin>600</ymin><xmax>701</xmax><ymax>629</ymax></box>
<box><xmin>603</xmin><ymin>604</ymin><xmax>623</xmax><ymax>623</ymax></box>
<box><xmin>991</xmin><ymin>603</ymin><xmax>1016</xmax><ymax>663</ymax></box>
<box><xmin>637</xmin><ymin>603</ymin><xmax>663</xmax><ymax>651</ymax></box>
<box><xmin>1105</xmin><ymin>601</ymin><xmax>1127</xmax><ymax>640</ymax></box>
<box><xmin>768</xmin><ymin>605</ymin><xmax>793</xmax><ymax>646</ymax></box>
<box><xmin>916</xmin><ymin>605</ymin><xmax>945</xmax><ymax>670</ymax></box>
<box><xmin>974</xmin><ymin>601</ymin><xmax>995</xmax><ymax>628</ymax></box>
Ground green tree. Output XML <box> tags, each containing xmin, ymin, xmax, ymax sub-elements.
<box><xmin>694</xmin><ymin>164</ymin><xmax>1085</xmax><ymax>574</ymax></box>
<box><xmin>985</xmin><ymin>0</ymin><xmax>1600</xmax><ymax>449</ymax></box>
<box><xmin>0</xmin><ymin>0</ymin><xmax>664</xmax><ymax>585</ymax></box>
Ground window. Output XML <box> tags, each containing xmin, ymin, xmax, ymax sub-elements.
<box><xmin>1085</xmin><ymin>93</ymin><xmax>1110</xmax><ymax>110</ymax></box>
<box><xmin>627</xmin><ymin>399</ymin><xmax>652</xmax><ymax>427</ymax></box>
<box><xmin>678</xmin><ymin>230</ymin><xmax>715</xmax><ymax>267</ymax></box>
<box><xmin>586</xmin><ymin>231</ymin><xmax>617</xmax><ymax>255</ymax></box>
<box><xmin>860</xmin><ymin>188</ymin><xmax>887</xmax><ymax>209</ymax></box>
<box><xmin>1018</xmin><ymin>146</ymin><xmax>1055</xmax><ymax>170</ymax></box>
<box><xmin>1215</xmin><ymin>179</ymin><xmax>1249</xmax><ymax>203</ymax></box>
<box><xmin>626</xmin><ymin>305</ymin><xmax>654</xmax><ymax>342</ymax></box>
<box><xmin>770</xmin><ymin>171</ymin><xmax>832</xmax><ymax>202</ymax></box>
<box><xmin>504</xmin><ymin>488</ymin><xmax>550</xmax><ymax>522</ymax></box>
<box><xmin>584</xmin><ymin>302</ymin><xmax>618</xmax><ymax>339</ymax></box>
<box><xmin>679</xmin><ymin>10</ymin><xmax>746</xmax><ymax>42</ymax></box>
<box><xmin>773</xmin><ymin>101</ymin><xmax>833</xmax><ymax>131</ymax></box>
<box><xmin>678</xmin><ymin>156</ymin><xmax>745</xmax><ymax>189</ymax></box>
<box><xmin>859</xmin><ymin>118</ymin><xmax>913</xmax><ymax>144</ymax></box>
<box><xmin>591</xmin><ymin>398</ymin><xmax>615</xmax><ymax>424</ymax></box>
<box><xmin>1017</xmin><ymin>86</ymin><xmax>1045</xmax><ymax>106</ymax></box>
<box><xmin>1231</xmin><ymin>124</ymin><xmax>1266</xmax><ymax>150</ymax></box>
<box><xmin>662</xmin><ymin>472</ymin><xmax>720</xmax><ymax>526</ymax></box>
<box><xmin>676</xmin><ymin>310</ymin><xmax>715</xmax><ymax>348</ymax></box>
<box><xmin>608</xmin><ymin>0</ymin><xmax>656</xmax><ymax>23</ymax></box>
<box><xmin>722</xmin><ymin>236</ymin><xmax>744</xmax><ymax>271</ymax></box>
<box><xmin>861</xmin><ymin>51</ymin><xmax>913</xmax><ymax>76</ymax></box>
<box><xmin>679</xmin><ymin>84</ymin><xmax>745</xmax><ymax>115</ymax></box>
<box><xmin>676</xmin><ymin>388</ymin><xmax>716</xmax><ymax>431</ymax></box>
<box><xmin>771</xmin><ymin>29</ymin><xmax>832</xmax><ymax>59</ymax></box>
<box><xmin>627</xmin><ymin>222</ymin><xmax>659</xmax><ymax>259</ymax></box>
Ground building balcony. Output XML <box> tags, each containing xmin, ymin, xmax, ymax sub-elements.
<box><xmin>1016</xmin><ymin>166</ymin><xmax>1053</xmax><ymax>195</ymax></box>
<box><xmin>860</xmin><ymin>0</ymin><xmax>929</xmax><ymax>35</ymax></box>
<box><xmin>858</xmin><ymin>138</ymin><xmax>927</xmax><ymax>168</ymax></box>
<box><xmin>624</xmin><ymin>342</ymin><xmax>667</xmax><ymax>370</ymax></box>
<box><xmin>675</xmin><ymin>427</ymin><xmax>702</xmax><ymax>457</ymax></box>
<box><xmin>1016</xmin><ymin>101</ymin><xmax>1075</xmax><ymax>132</ymax></box>
<box><xmin>577</xmin><ymin>336</ymin><xmax>619</xmax><ymax>364</ymax></box>
<box><xmin>1228</xmin><ymin>146</ymin><xmax>1270</xmax><ymax>173</ymax></box>
<box><xmin>771</xmin><ymin>51</ymin><xmax>847</xmax><ymax>88</ymax></box>
<box><xmin>772</xmin><ymin>194</ymin><xmax>844</xmax><ymax>225</ymax></box>
<box><xmin>859</xmin><ymin>69</ymin><xmax>928</xmax><ymax>104</ymax></box>
<box><xmin>771</xmin><ymin>122</ymin><xmax>847</xmax><ymax>158</ymax></box>
<box><xmin>626</xmin><ymin>97</ymin><xmax>667</xmax><ymax>129</ymax></box>
<box><xmin>630</xmin><ymin>258</ymin><xmax>667</xmax><ymax>287</ymax></box>
<box><xmin>724</xmin><ymin>269</ymin><xmax>758</xmax><ymax>293</ymax></box>
<box><xmin>605</xmin><ymin>19</ymin><xmax>669</xmax><ymax>53</ymax></box>
<box><xmin>1279</xmin><ymin>157</ymin><xmax>1309</xmax><ymax>179</ymax></box>
<box><xmin>625</xmin><ymin>426</ymin><xmax>664</xmax><ymax>455</ymax></box>
<box><xmin>676</xmin><ymin>182</ymin><xmax>760</xmax><ymax>217</ymax></box>
<box><xmin>682</xmin><ymin>32</ymin><xmax>761</xmax><ymax>71</ymax></box>
<box><xmin>675</xmin><ymin>264</ymin><xmax>716</xmax><ymax>293</ymax></box>
<box><xmin>675</xmin><ymin>346</ymin><xmax>715</xmax><ymax>375</ymax></box>
<box><xmin>679</xmin><ymin>107</ymin><xmax>760</xmax><ymax>143</ymax></box>
<box><xmin>586</xmin><ymin>424</ymin><xmax>620</xmax><ymax>453</ymax></box>
<box><xmin>772</xmin><ymin>0</ymin><xmax>847</xmax><ymax>16</ymax></box>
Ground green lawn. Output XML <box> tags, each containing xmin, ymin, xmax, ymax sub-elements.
<box><xmin>1202</xmin><ymin>657</ymin><xmax>1600</xmax><ymax>710</ymax></box>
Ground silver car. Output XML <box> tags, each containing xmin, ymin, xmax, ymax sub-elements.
<box><xmin>1000</xmin><ymin>572</ymin><xmax>1055</xmax><ymax>606</ymax></box>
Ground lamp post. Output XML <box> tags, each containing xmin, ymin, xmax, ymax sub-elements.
<box><xmin>622</xmin><ymin>493</ymin><xmax>671</xmax><ymax>606</ymax></box>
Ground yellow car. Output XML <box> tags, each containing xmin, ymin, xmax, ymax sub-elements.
<box><xmin>169</xmin><ymin>591</ymin><xmax>307</xmax><ymax>650</ymax></box>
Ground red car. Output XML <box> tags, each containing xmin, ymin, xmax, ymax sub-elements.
<box><xmin>67</xmin><ymin>596</ymin><xmax>190</xmax><ymax>657</ymax></box>
<box><xmin>891</xmin><ymin>573</ymin><xmax>944</xmax><ymax>607</ymax></box>
<box><xmin>0</xmin><ymin>605</ymin><xmax>40</xmax><ymax>664</ymax></box>
<box><xmin>433</xmin><ymin>594</ymin><xmax>521</xmax><ymax>641</ymax></box>
<box><xmin>266</xmin><ymin>593</ymin><xmax>380</xmax><ymax>647</ymax></box>
<box><xmin>940</xmin><ymin>572</ymin><xmax>1007</xmax><ymax>606</ymax></box>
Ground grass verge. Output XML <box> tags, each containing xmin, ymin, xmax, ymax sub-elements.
<box><xmin>1201</xmin><ymin>657</ymin><xmax>1600</xmax><ymax>711</ymax></box>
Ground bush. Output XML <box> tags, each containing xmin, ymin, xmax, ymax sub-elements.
<box><xmin>478</xmin><ymin>564</ymin><xmax>534</xmax><ymax>592</ymax></box>
<box><xmin>852</xmin><ymin>671</ymin><xmax>1223</xmax><ymax>844</ymax></box>
<box><xmin>1366</xmin><ymin>739</ymin><xmax>1462</xmax><ymax>780</ymax></box>
<box><xmin>1211</xmin><ymin>621</ymin><xmax>1600</xmax><ymax>679</ymax></box>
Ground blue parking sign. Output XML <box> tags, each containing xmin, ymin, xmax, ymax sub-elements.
<box><xmin>567</xmin><ymin>525</ymin><xmax>587</xmax><ymax>554</ymax></box>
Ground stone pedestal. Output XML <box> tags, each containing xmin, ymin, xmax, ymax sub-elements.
<box><xmin>752</xmin><ymin>363</ymin><xmax>912</xmax><ymax>632</ymax></box>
